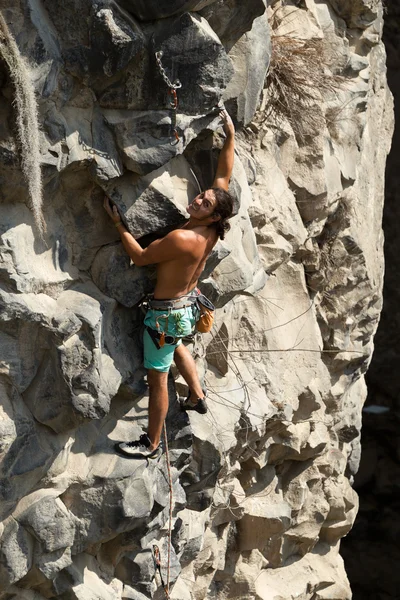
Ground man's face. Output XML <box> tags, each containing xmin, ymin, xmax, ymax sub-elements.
<box><xmin>187</xmin><ymin>189</ymin><xmax>219</xmax><ymax>221</ymax></box>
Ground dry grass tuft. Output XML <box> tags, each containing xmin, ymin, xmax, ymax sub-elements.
<box><xmin>263</xmin><ymin>32</ymin><xmax>344</xmax><ymax>142</ymax></box>
<box><xmin>0</xmin><ymin>12</ymin><xmax>46</xmax><ymax>236</ymax></box>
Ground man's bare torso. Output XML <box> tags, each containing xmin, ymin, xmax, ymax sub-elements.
<box><xmin>153</xmin><ymin>224</ymin><xmax>218</xmax><ymax>299</ymax></box>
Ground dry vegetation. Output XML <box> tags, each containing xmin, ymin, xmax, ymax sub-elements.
<box><xmin>0</xmin><ymin>12</ymin><xmax>45</xmax><ymax>236</ymax></box>
<box><xmin>262</xmin><ymin>11</ymin><xmax>345</xmax><ymax>142</ymax></box>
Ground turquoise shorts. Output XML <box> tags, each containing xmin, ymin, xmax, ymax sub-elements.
<box><xmin>143</xmin><ymin>305</ymin><xmax>198</xmax><ymax>372</ymax></box>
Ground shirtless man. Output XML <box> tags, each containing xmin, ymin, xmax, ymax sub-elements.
<box><xmin>104</xmin><ymin>110</ymin><xmax>235</xmax><ymax>459</ymax></box>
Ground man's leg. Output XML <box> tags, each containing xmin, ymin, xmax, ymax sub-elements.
<box><xmin>116</xmin><ymin>327</ymin><xmax>172</xmax><ymax>458</ymax></box>
<box><xmin>147</xmin><ymin>369</ymin><xmax>169</xmax><ymax>449</ymax></box>
<box><xmin>174</xmin><ymin>343</ymin><xmax>207</xmax><ymax>413</ymax></box>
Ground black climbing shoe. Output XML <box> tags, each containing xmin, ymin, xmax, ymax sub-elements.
<box><xmin>180</xmin><ymin>390</ymin><xmax>208</xmax><ymax>415</ymax></box>
<box><xmin>115</xmin><ymin>434</ymin><xmax>161</xmax><ymax>459</ymax></box>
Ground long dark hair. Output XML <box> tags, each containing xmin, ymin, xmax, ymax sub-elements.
<box><xmin>210</xmin><ymin>187</ymin><xmax>234</xmax><ymax>240</ymax></box>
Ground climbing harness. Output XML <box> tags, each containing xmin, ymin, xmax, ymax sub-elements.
<box><xmin>139</xmin><ymin>292</ymin><xmax>197</xmax><ymax>350</ymax></box>
<box><xmin>144</xmin><ymin>290</ymin><xmax>214</xmax><ymax>347</ymax></box>
<box><xmin>152</xmin><ymin>422</ymin><xmax>173</xmax><ymax>599</ymax></box>
<box><xmin>155</xmin><ymin>50</ymin><xmax>182</xmax><ymax>146</ymax></box>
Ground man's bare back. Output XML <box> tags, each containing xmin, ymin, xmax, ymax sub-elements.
<box><xmin>154</xmin><ymin>225</ymin><xmax>218</xmax><ymax>299</ymax></box>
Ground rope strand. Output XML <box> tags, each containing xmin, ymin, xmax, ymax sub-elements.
<box><xmin>163</xmin><ymin>421</ymin><xmax>173</xmax><ymax>598</ymax></box>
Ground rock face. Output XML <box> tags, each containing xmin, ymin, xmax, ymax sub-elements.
<box><xmin>0</xmin><ymin>1</ymin><xmax>392</xmax><ymax>600</ymax></box>
<box><xmin>340</xmin><ymin>1</ymin><xmax>400</xmax><ymax>598</ymax></box>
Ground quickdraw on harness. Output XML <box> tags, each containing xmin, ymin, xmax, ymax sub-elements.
<box><xmin>153</xmin><ymin>544</ymin><xmax>169</xmax><ymax>598</ymax></box>
<box><xmin>155</xmin><ymin>50</ymin><xmax>182</xmax><ymax>146</ymax></box>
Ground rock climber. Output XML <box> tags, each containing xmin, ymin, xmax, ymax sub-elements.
<box><xmin>104</xmin><ymin>110</ymin><xmax>235</xmax><ymax>459</ymax></box>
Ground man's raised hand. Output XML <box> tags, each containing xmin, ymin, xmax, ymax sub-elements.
<box><xmin>220</xmin><ymin>109</ymin><xmax>235</xmax><ymax>138</ymax></box>
<box><xmin>104</xmin><ymin>195</ymin><xmax>122</xmax><ymax>225</ymax></box>
<box><xmin>212</xmin><ymin>110</ymin><xmax>235</xmax><ymax>191</ymax></box>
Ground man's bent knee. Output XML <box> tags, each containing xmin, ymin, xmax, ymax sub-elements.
<box><xmin>147</xmin><ymin>369</ymin><xmax>169</xmax><ymax>390</ymax></box>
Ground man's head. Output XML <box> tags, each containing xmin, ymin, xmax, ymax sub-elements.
<box><xmin>187</xmin><ymin>187</ymin><xmax>234</xmax><ymax>240</ymax></box>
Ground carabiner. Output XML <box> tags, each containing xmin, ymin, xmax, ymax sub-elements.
<box><xmin>170</xmin><ymin>129</ymin><xmax>180</xmax><ymax>146</ymax></box>
<box><xmin>168</xmin><ymin>88</ymin><xmax>178</xmax><ymax>110</ymax></box>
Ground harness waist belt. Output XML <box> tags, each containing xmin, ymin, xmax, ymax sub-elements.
<box><xmin>148</xmin><ymin>295</ymin><xmax>198</xmax><ymax>311</ymax></box>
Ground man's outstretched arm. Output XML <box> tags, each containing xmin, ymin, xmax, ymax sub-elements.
<box><xmin>212</xmin><ymin>110</ymin><xmax>235</xmax><ymax>191</ymax></box>
<box><xmin>103</xmin><ymin>197</ymin><xmax>189</xmax><ymax>266</ymax></box>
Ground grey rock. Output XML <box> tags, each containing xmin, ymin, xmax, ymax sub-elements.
<box><xmin>205</xmin><ymin>321</ymin><xmax>229</xmax><ymax>375</ymax></box>
<box><xmin>223</xmin><ymin>11</ymin><xmax>271</xmax><ymax>125</ymax></box>
<box><xmin>60</xmin><ymin>476</ymin><xmax>152</xmax><ymax>554</ymax></box>
<box><xmin>100</xmin><ymin>303</ymin><xmax>144</xmax><ymax>382</ymax></box>
<box><xmin>151</xmin><ymin>13</ymin><xmax>234</xmax><ymax>115</ymax></box>
<box><xmin>183</xmin><ymin>438</ymin><xmax>222</xmax><ymax>511</ymax></box>
<box><xmin>0</xmin><ymin>518</ymin><xmax>33</xmax><ymax>587</ymax></box>
<box><xmin>0</xmin><ymin>387</ymin><xmax>57</xmax><ymax>521</ymax></box>
<box><xmin>120</xmin><ymin>469</ymin><xmax>154</xmax><ymax>519</ymax></box>
<box><xmin>17</xmin><ymin>496</ymin><xmax>75</xmax><ymax>553</ymax></box>
<box><xmin>105</xmin><ymin>155</ymin><xmax>200</xmax><ymax>236</ymax></box>
<box><xmin>91</xmin><ymin>243</ymin><xmax>156</xmax><ymax>307</ymax></box>
<box><xmin>24</xmin><ymin>330</ymin><xmax>110</xmax><ymax>432</ymax></box>
<box><xmin>52</xmin><ymin>553</ymin><xmax>121</xmax><ymax>599</ymax></box>
<box><xmin>199</xmin><ymin>0</ymin><xmax>266</xmax><ymax>48</ymax></box>
<box><xmin>129</xmin><ymin>540</ymin><xmax>180</xmax><ymax>592</ymax></box>
<box><xmin>237</xmin><ymin>502</ymin><xmax>291</xmax><ymax>552</ymax></box>
<box><xmin>117</xmin><ymin>0</ymin><xmax>214</xmax><ymax>22</ymax></box>
<box><xmin>91</xmin><ymin>6</ymin><xmax>145</xmax><ymax>76</ymax></box>
<box><xmin>329</xmin><ymin>0</ymin><xmax>380</xmax><ymax>29</ymax></box>
<box><xmin>17</xmin><ymin>284</ymin><xmax>121</xmax><ymax>433</ymax></box>
<box><xmin>97</xmin><ymin>47</ymin><xmax>150</xmax><ymax>111</ymax></box>
<box><xmin>152</xmin><ymin>461</ymin><xmax>187</xmax><ymax>511</ymax></box>
<box><xmin>63</xmin><ymin>3</ymin><xmax>145</xmax><ymax>82</ymax></box>
<box><xmin>121</xmin><ymin>585</ymin><xmax>151</xmax><ymax>600</ymax></box>
<box><xmin>200</xmin><ymin>209</ymin><xmax>267</xmax><ymax>306</ymax></box>
<box><xmin>34</xmin><ymin>545</ymin><xmax>73</xmax><ymax>580</ymax></box>
<box><xmin>90</xmin><ymin>107</ymin><xmax>124</xmax><ymax>182</ymax></box>
<box><xmin>104</xmin><ymin>109</ymin><xmax>223</xmax><ymax>175</ymax></box>
<box><xmin>0</xmin><ymin>588</ymin><xmax>47</xmax><ymax>600</ymax></box>
<box><xmin>199</xmin><ymin>241</ymin><xmax>231</xmax><ymax>281</ymax></box>
<box><xmin>22</xmin><ymin>345</ymin><xmax>88</xmax><ymax>433</ymax></box>
<box><xmin>50</xmin><ymin>166</ymin><xmax>122</xmax><ymax>271</ymax></box>
<box><xmin>34</xmin><ymin>0</ymin><xmax>92</xmax><ymax>51</ymax></box>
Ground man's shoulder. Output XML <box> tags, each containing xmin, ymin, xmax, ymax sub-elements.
<box><xmin>164</xmin><ymin>227</ymin><xmax>212</xmax><ymax>258</ymax></box>
<box><xmin>166</xmin><ymin>228</ymin><xmax>198</xmax><ymax>244</ymax></box>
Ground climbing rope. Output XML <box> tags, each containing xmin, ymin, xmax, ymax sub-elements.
<box><xmin>163</xmin><ymin>421</ymin><xmax>173</xmax><ymax>597</ymax></box>
<box><xmin>155</xmin><ymin>50</ymin><xmax>182</xmax><ymax>146</ymax></box>
<box><xmin>153</xmin><ymin>421</ymin><xmax>173</xmax><ymax>599</ymax></box>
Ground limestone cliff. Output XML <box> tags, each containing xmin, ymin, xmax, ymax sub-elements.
<box><xmin>340</xmin><ymin>2</ymin><xmax>400</xmax><ymax>597</ymax></box>
<box><xmin>0</xmin><ymin>1</ymin><xmax>393</xmax><ymax>599</ymax></box>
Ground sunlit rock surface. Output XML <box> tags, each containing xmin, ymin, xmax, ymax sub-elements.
<box><xmin>0</xmin><ymin>0</ymin><xmax>392</xmax><ymax>598</ymax></box>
